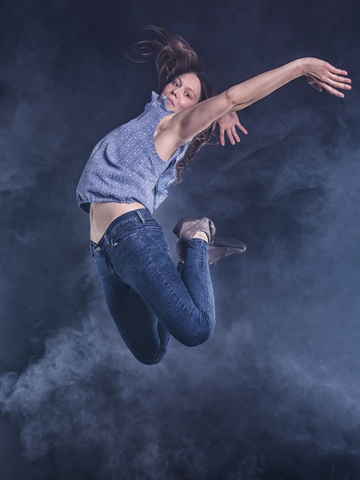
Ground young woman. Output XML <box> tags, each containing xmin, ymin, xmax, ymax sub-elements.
<box><xmin>76</xmin><ymin>27</ymin><xmax>351</xmax><ymax>365</ymax></box>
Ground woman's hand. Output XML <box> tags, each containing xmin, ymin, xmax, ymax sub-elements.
<box><xmin>216</xmin><ymin>111</ymin><xmax>248</xmax><ymax>146</ymax></box>
<box><xmin>303</xmin><ymin>58</ymin><xmax>352</xmax><ymax>98</ymax></box>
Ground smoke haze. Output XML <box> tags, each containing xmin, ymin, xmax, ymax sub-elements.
<box><xmin>0</xmin><ymin>0</ymin><xmax>359</xmax><ymax>478</ymax></box>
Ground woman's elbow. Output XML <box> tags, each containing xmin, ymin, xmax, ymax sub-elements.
<box><xmin>225</xmin><ymin>88</ymin><xmax>240</xmax><ymax>107</ymax></box>
<box><xmin>225</xmin><ymin>88</ymin><xmax>249</xmax><ymax>111</ymax></box>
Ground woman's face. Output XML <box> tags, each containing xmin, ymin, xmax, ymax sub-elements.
<box><xmin>161</xmin><ymin>73</ymin><xmax>201</xmax><ymax>113</ymax></box>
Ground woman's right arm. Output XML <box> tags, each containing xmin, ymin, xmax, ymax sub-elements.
<box><xmin>166</xmin><ymin>57</ymin><xmax>351</xmax><ymax>147</ymax></box>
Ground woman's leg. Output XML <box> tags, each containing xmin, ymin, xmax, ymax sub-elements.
<box><xmin>93</xmin><ymin>253</ymin><xmax>171</xmax><ymax>365</ymax></box>
<box><xmin>91</xmin><ymin>209</ymin><xmax>215</xmax><ymax>364</ymax></box>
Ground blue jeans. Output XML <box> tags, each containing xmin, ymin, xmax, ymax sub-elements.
<box><xmin>90</xmin><ymin>209</ymin><xmax>215</xmax><ymax>365</ymax></box>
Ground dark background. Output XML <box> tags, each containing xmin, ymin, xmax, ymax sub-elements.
<box><xmin>0</xmin><ymin>0</ymin><xmax>359</xmax><ymax>479</ymax></box>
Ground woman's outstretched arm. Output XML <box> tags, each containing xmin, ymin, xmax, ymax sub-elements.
<box><xmin>225</xmin><ymin>57</ymin><xmax>350</xmax><ymax>107</ymax></box>
<box><xmin>167</xmin><ymin>57</ymin><xmax>351</xmax><ymax>147</ymax></box>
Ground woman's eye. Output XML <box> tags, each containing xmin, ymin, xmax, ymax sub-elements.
<box><xmin>173</xmin><ymin>81</ymin><xmax>178</xmax><ymax>86</ymax></box>
<box><xmin>185</xmin><ymin>92</ymin><xmax>190</xmax><ymax>98</ymax></box>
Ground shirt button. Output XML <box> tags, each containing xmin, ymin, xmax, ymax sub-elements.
<box><xmin>96</xmin><ymin>247</ymin><xmax>101</xmax><ymax>252</ymax></box>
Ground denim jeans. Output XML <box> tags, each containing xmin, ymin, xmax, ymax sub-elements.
<box><xmin>90</xmin><ymin>209</ymin><xmax>215</xmax><ymax>365</ymax></box>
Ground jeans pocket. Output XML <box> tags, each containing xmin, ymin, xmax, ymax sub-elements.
<box><xmin>109</xmin><ymin>222</ymin><xmax>138</xmax><ymax>247</ymax></box>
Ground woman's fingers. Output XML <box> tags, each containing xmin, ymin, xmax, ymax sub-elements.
<box><xmin>237</xmin><ymin>122</ymin><xmax>248</xmax><ymax>135</ymax></box>
<box><xmin>309</xmin><ymin>78</ymin><xmax>344</xmax><ymax>97</ymax></box>
<box><xmin>329</xmin><ymin>72</ymin><xmax>352</xmax><ymax>84</ymax></box>
<box><xmin>218</xmin><ymin>114</ymin><xmax>248</xmax><ymax>146</ymax></box>
<box><xmin>220</xmin><ymin>127</ymin><xmax>237</xmax><ymax>146</ymax></box>
<box><xmin>230</xmin><ymin>126</ymin><xmax>240</xmax><ymax>144</ymax></box>
<box><xmin>325</xmin><ymin>73</ymin><xmax>352</xmax><ymax>89</ymax></box>
<box><xmin>307</xmin><ymin>69</ymin><xmax>352</xmax><ymax>97</ymax></box>
<box><xmin>219</xmin><ymin>131</ymin><xmax>226</xmax><ymax>146</ymax></box>
<box><xmin>328</xmin><ymin>66</ymin><xmax>349</xmax><ymax>76</ymax></box>
<box><xmin>225</xmin><ymin>128</ymin><xmax>235</xmax><ymax>145</ymax></box>
<box><xmin>327</xmin><ymin>72</ymin><xmax>351</xmax><ymax>96</ymax></box>
<box><xmin>328</xmin><ymin>73</ymin><xmax>352</xmax><ymax>92</ymax></box>
<box><xmin>321</xmin><ymin>83</ymin><xmax>346</xmax><ymax>98</ymax></box>
<box><xmin>305</xmin><ymin>59</ymin><xmax>352</xmax><ymax>97</ymax></box>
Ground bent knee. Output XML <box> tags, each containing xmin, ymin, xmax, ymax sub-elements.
<box><xmin>135</xmin><ymin>354</ymin><xmax>165</xmax><ymax>366</ymax></box>
<box><xmin>132</xmin><ymin>349</ymin><xmax>166</xmax><ymax>365</ymax></box>
<box><xmin>179</xmin><ymin>323</ymin><xmax>214</xmax><ymax>347</ymax></box>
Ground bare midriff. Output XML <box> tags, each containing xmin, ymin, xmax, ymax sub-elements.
<box><xmin>90</xmin><ymin>201</ymin><xmax>146</xmax><ymax>244</ymax></box>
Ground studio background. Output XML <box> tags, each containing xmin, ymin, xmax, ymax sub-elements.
<box><xmin>0</xmin><ymin>1</ymin><xmax>359</xmax><ymax>479</ymax></box>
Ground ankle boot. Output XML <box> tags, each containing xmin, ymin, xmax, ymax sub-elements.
<box><xmin>173</xmin><ymin>217</ymin><xmax>216</xmax><ymax>244</ymax></box>
<box><xmin>177</xmin><ymin>236</ymin><xmax>246</xmax><ymax>266</ymax></box>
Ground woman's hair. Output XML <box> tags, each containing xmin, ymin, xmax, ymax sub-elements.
<box><xmin>132</xmin><ymin>26</ymin><xmax>217</xmax><ymax>181</ymax></box>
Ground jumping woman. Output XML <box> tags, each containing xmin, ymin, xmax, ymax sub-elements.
<box><xmin>76</xmin><ymin>27</ymin><xmax>351</xmax><ymax>365</ymax></box>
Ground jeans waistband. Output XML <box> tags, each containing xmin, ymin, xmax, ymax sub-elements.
<box><xmin>91</xmin><ymin>209</ymin><xmax>152</xmax><ymax>251</ymax></box>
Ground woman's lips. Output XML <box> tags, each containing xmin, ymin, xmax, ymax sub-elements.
<box><xmin>167</xmin><ymin>97</ymin><xmax>175</xmax><ymax>107</ymax></box>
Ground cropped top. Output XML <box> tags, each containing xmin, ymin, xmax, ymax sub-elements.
<box><xmin>76</xmin><ymin>92</ymin><xmax>191</xmax><ymax>214</ymax></box>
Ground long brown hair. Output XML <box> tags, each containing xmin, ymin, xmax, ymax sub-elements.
<box><xmin>132</xmin><ymin>26</ymin><xmax>217</xmax><ymax>181</ymax></box>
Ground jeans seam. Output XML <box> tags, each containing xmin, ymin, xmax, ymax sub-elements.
<box><xmin>186</xmin><ymin>239</ymin><xmax>212</xmax><ymax>320</ymax></box>
<box><xmin>200</xmin><ymin>242</ymin><xmax>212</xmax><ymax>321</ymax></box>
<box><xmin>138</xmin><ymin>235</ymin><xmax>200</xmax><ymax>322</ymax></box>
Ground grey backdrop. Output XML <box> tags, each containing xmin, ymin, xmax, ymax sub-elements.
<box><xmin>0</xmin><ymin>0</ymin><xmax>359</xmax><ymax>479</ymax></box>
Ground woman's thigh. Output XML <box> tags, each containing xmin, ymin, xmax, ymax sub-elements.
<box><xmin>93</xmin><ymin>250</ymin><xmax>171</xmax><ymax>365</ymax></box>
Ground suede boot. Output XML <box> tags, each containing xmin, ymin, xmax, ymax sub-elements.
<box><xmin>177</xmin><ymin>236</ymin><xmax>246</xmax><ymax>266</ymax></box>
<box><xmin>173</xmin><ymin>217</ymin><xmax>216</xmax><ymax>244</ymax></box>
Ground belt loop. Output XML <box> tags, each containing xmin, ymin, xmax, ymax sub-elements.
<box><xmin>103</xmin><ymin>234</ymin><xmax>110</xmax><ymax>246</ymax></box>
<box><xmin>135</xmin><ymin>209</ymin><xmax>146</xmax><ymax>224</ymax></box>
